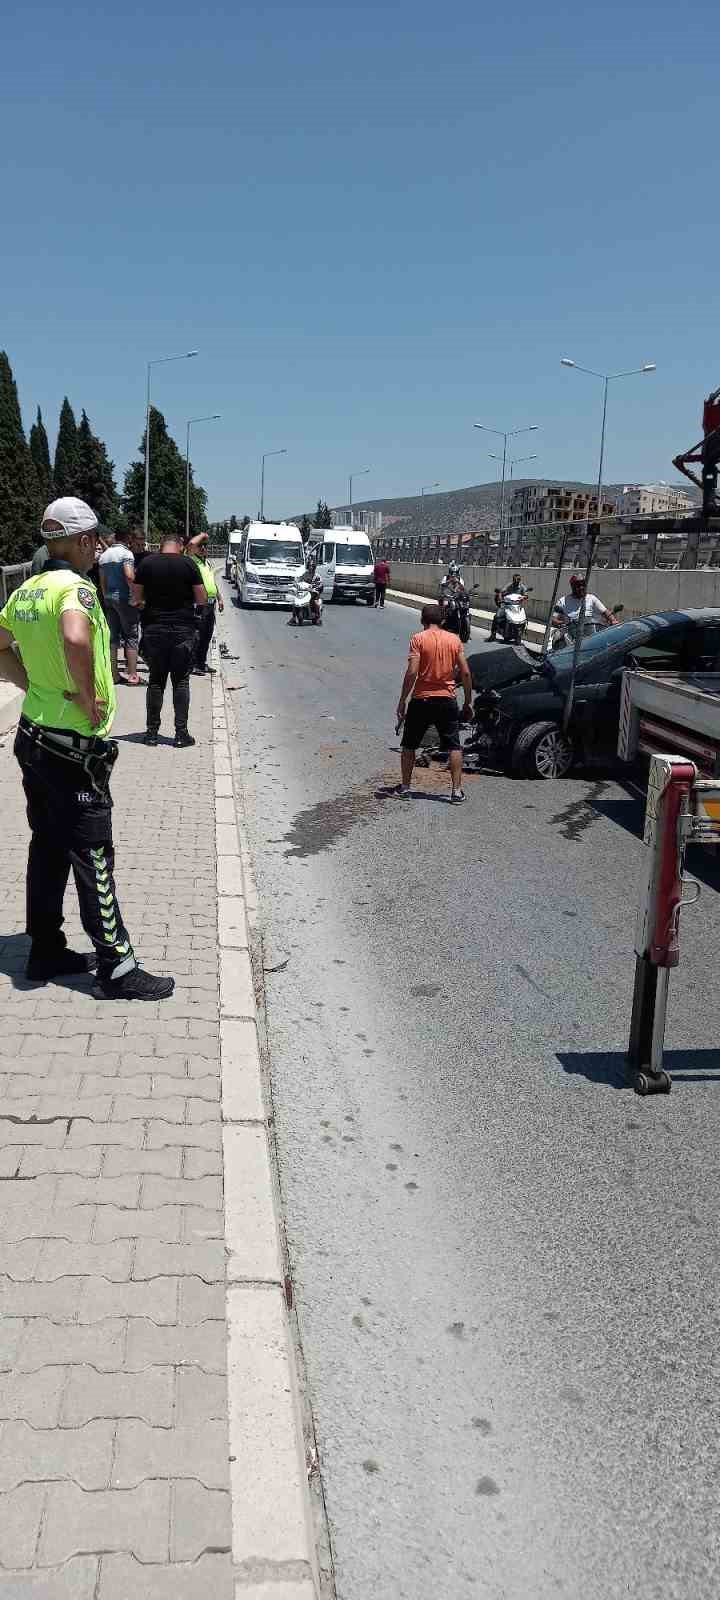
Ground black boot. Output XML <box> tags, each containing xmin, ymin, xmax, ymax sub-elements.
<box><xmin>97</xmin><ymin>967</ymin><xmax>175</xmax><ymax>1002</ymax></box>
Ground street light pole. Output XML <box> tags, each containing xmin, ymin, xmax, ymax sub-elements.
<box><xmin>144</xmin><ymin>351</ymin><xmax>198</xmax><ymax>539</ymax></box>
<box><xmin>348</xmin><ymin>468</ymin><xmax>370</xmax><ymax>527</ymax></box>
<box><xmin>560</xmin><ymin>356</ymin><xmax>656</xmax><ymax>730</ymax></box>
<box><xmin>185</xmin><ymin>415</ymin><xmax>221</xmax><ymax>543</ymax></box>
<box><xmin>259</xmin><ymin>449</ymin><xmax>287</xmax><ymax>521</ymax></box>
<box><xmin>474</xmin><ymin>422</ymin><xmax>539</xmax><ymax>559</ymax></box>
<box><xmin>420</xmin><ymin>482</ymin><xmax>439</xmax><ymax>541</ymax></box>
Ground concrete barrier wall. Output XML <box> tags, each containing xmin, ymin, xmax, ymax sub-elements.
<box><xmin>388</xmin><ymin>564</ymin><xmax>720</xmax><ymax>622</ymax></box>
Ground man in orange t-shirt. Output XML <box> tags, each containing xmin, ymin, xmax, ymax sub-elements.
<box><xmin>378</xmin><ymin>603</ymin><xmax>473</xmax><ymax>803</ymax></box>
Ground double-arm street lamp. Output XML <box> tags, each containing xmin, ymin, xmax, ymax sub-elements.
<box><xmin>144</xmin><ymin>351</ymin><xmax>198</xmax><ymax>538</ymax></box>
<box><xmin>490</xmin><ymin>452</ymin><xmax>538</xmax><ymax>546</ymax></box>
<box><xmin>259</xmin><ymin>449</ymin><xmax>287</xmax><ymax>521</ymax></box>
<box><xmin>560</xmin><ymin>358</ymin><xmax>656</xmax><ymax>524</ymax></box>
<box><xmin>560</xmin><ymin>356</ymin><xmax>656</xmax><ymax>731</ymax></box>
<box><xmin>474</xmin><ymin>421</ymin><xmax>539</xmax><ymax>556</ymax></box>
<box><xmin>185</xmin><ymin>415</ymin><xmax>221</xmax><ymax>543</ymax></box>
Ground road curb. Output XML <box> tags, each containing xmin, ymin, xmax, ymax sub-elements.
<box><xmin>212</xmin><ymin>667</ymin><xmax>321</xmax><ymax>1599</ymax></box>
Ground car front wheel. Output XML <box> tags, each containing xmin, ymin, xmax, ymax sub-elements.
<box><xmin>511</xmin><ymin>721</ymin><xmax>575</xmax><ymax>779</ymax></box>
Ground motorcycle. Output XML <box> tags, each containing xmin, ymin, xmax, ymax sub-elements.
<box><xmin>550</xmin><ymin>601</ymin><xmax>624</xmax><ymax>651</ymax></box>
<box><xmin>492</xmin><ymin>586</ymin><xmax>533</xmax><ymax>644</ymax></box>
<box><xmin>289</xmin><ymin>578</ymin><xmax>324</xmax><ymax>627</ymax></box>
<box><xmin>289</xmin><ymin>580</ymin><xmax>312</xmax><ymax>626</ymax></box>
<box><xmin>440</xmin><ymin>588</ymin><xmax>471</xmax><ymax>642</ymax></box>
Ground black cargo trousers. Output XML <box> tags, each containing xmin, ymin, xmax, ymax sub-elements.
<box><xmin>143</xmin><ymin>619</ymin><xmax>197</xmax><ymax>735</ymax></box>
<box><xmin>14</xmin><ymin>725</ymin><xmax>136</xmax><ymax>982</ymax></box>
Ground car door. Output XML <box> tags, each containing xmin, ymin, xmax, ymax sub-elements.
<box><xmin>314</xmin><ymin>541</ymin><xmax>335</xmax><ymax>600</ymax></box>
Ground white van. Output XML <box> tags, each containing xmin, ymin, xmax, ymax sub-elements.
<box><xmin>310</xmin><ymin>526</ymin><xmax>375</xmax><ymax>605</ymax></box>
<box><xmin>234</xmin><ymin>522</ymin><xmax>306</xmax><ymax>607</ymax></box>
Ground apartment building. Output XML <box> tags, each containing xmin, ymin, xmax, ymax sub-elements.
<box><xmin>511</xmin><ymin>484</ymin><xmax>616</xmax><ymax>526</ymax></box>
<box><xmin>616</xmin><ymin>483</ymin><xmax>694</xmax><ymax>518</ymax></box>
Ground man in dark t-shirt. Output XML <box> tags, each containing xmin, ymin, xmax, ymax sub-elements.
<box><xmin>133</xmin><ymin>536</ymin><xmax>207</xmax><ymax>748</ymax></box>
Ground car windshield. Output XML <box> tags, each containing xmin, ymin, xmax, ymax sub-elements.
<box><xmin>546</xmin><ymin>620</ymin><xmax>647</xmax><ymax>669</ymax></box>
<box><xmin>336</xmin><ymin>544</ymin><xmax>373</xmax><ymax>568</ymax></box>
<box><xmin>247</xmin><ymin>540</ymin><xmax>302</xmax><ymax>567</ymax></box>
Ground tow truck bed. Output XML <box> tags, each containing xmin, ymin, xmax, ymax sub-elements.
<box><xmin>618</xmin><ymin>669</ymin><xmax>720</xmax><ymax>774</ymax></box>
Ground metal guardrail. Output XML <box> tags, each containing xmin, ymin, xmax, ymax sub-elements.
<box><xmin>376</xmin><ymin>512</ymin><xmax>720</xmax><ymax>571</ymax></box>
<box><xmin>0</xmin><ymin>563</ymin><xmax>32</xmax><ymax>608</ymax></box>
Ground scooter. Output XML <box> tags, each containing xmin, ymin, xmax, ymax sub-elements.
<box><xmin>491</xmin><ymin>586</ymin><xmax>533</xmax><ymax>644</ymax></box>
<box><xmin>289</xmin><ymin>581</ymin><xmax>312</xmax><ymax>626</ymax></box>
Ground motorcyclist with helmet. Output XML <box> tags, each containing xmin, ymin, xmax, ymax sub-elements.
<box><xmin>551</xmin><ymin>574</ymin><xmax>618</xmax><ymax>646</ymax></box>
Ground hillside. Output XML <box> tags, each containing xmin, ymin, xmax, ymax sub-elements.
<box><xmin>307</xmin><ymin>479</ymin><xmax>697</xmax><ymax>542</ymax></box>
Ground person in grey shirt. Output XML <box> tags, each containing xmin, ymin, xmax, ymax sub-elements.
<box><xmin>98</xmin><ymin>533</ymin><xmax>140</xmax><ymax>684</ymax></box>
<box><xmin>31</xmin><ymin>544</ymin><xmax>49</xmax><ymax>574</ymax></box>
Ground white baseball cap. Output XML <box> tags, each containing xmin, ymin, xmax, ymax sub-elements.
<box><xmin>41</xmin><ymin>496</ymin><xmax>99</xmax><ymax>540</ymax></box>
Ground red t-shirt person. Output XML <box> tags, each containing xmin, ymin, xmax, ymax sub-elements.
<box><xmin>374</xmin><ymin>559</ymin><xmax>390</xmax><ymax>586</ymax></box>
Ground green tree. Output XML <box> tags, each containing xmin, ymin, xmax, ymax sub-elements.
<box><xmin>76</xmin><ymin>410</ymin><xmax>118</xmax><ymax>524</ymax></box>
<box><xmin>123</xmin><ymin>406</ymin><xmax>208</xmax><ymax>539</ymax></box>
<box><xmin>29</xmin><ymin>407</ymin><xmax>53</xmax><ymax>507</ymax></box>
<box><xmin>228</xmin><ymin>513</ymin><xmax>239</xmax><ymax>532</ymax></box>
<box><xmin>0</xmin><ymin>351</ymin><xmax>39</xmax><ymax>563</ymax></box>
<box><xmin>53</xmin><ymin>397</ymin><xmax>80</xmax><ymax>496</ymax></box>
<box><xmin>299</xmin><ymin>514</ymin><xmax>312</xmax><ymax>540</ymax></box>
<box><xmin>312</xmin><ymin>499</ymin><xmax>333</xmax><ymax>529</ymax></box>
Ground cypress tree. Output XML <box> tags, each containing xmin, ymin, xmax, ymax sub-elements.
<box><xmin>29</xmin><ymin>407</ymin><xmax>53</xmax><ymax>508</ymax></box>
<box><xmin>53</xmin><ymin>397</ymin><xmax>80</xmax><ymax>496</ymax></box>
<box><xmin>0</xmin><ymin>351</ymin><xmax>39</xmax><ymax>563</ymax></box>
<box><xmin>123</xmin><ymin>406</ymin><xmax>208</xmax><ymax>539</ymax></box>
<box><xmin>312</xmin><ymin>499</ymin><xmax>333</xmax><ymax>529</ymax></box>
<box><xmin>76</xmin><ymin>409</ymin><xmax>118</xmax><ymax>524</ymax></box>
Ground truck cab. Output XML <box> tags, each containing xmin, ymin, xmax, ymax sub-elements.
<box><xmin>311</xmin><ymin>526</ymin><xmax>375</xmax><ymax>605</ymax></box>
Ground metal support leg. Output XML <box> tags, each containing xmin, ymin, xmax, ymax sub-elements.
<box><xmin>626</xmin><ymin>957</ymin><xmax>671</xmax><ymax>1095</ymax></box>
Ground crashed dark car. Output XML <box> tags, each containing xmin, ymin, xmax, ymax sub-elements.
<box><xmin>466</xmin><ymin>608</ymin><xmax>720</xmax><ymax>779</ymax></box>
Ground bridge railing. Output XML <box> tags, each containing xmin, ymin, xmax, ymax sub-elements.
<box><xmin>0</xmin><ymin>563</ymin><xmax>32</xmax><ymax>608</ymax></box>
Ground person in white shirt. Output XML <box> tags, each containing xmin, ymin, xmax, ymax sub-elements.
<box><xmin>552</xmin><ymin>574</ymin><xmax>617</xmax><ymax>640</ymax></box>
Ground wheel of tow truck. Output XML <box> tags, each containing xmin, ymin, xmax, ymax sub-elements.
<box><xmin>366</xmin><ymin>594</ymin><xmax>375</xmax><ymax>606</ymax></box>
<box><xmin>511</xmin><ymin>721</ymin><xmax>575</xmax><ymax>780</ymax></box>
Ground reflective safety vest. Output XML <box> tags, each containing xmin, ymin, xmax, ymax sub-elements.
<box><xmin>0</xmin><ymin>562</ymin><xmax>116</xmax><ymax>737</ymax></box>
<box><xmin>190</xmin><ymin>556</ymin><xmax>218</xmax><ymax>603</ymax></box>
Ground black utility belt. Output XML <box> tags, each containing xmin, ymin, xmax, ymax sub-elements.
<box><xmin>18</xmin><ymin>717</ymin><xmax>119</xmax><ymax>792</ymax></box>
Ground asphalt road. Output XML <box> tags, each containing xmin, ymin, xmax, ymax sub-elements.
<box><xmin>220</xmin><ymin>586</ymin><xmax>720</xmax><ymax>1600</ymax></box>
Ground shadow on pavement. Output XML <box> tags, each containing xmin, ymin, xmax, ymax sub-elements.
<box><xmin>589</xmin><ymin>792</ymin><xmax>720</xmax><ymax>894</ymax></box>
<box><xmin>0</xmin><ymin>933</ymin><xmax>96</xmax><ymax>994</ymax></box>
<box><xmin>558</xmin><ymin>1049</ymin><xmax>720</xmax><ymax>1088</ymax></box>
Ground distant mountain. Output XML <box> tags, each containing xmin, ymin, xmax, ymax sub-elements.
<box><xmin>295</xmin><ymin>479</ymin><xmax>697</xmax><ymax>543</ymax></box>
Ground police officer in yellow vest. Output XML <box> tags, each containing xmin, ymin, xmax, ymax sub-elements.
<box><xmin>185</xmin><ymin>533</ymin><xmax>223</xmax><ymax>674</ymax></box>
<box><xmin>0</xmin><ymin>497</ymin><xmax>174</xmax><ymax>1001</ymax></box>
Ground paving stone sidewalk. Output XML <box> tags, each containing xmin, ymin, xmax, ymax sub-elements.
<box><xmin>0</xmin><ymin>676</ymin><xmax>233</xmax><ymax>1598</ymax></box>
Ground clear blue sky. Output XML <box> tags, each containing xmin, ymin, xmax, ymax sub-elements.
<box><xmin>3</xmin><ymin>0</ymin><xmax>718</xmax><ymax>521</ymax></box>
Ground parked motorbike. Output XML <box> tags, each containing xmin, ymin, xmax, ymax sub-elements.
<box><xmin>550</xmin><ymin>601</ymin><xmax>624</xmax><ymax>651</ymax></box>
